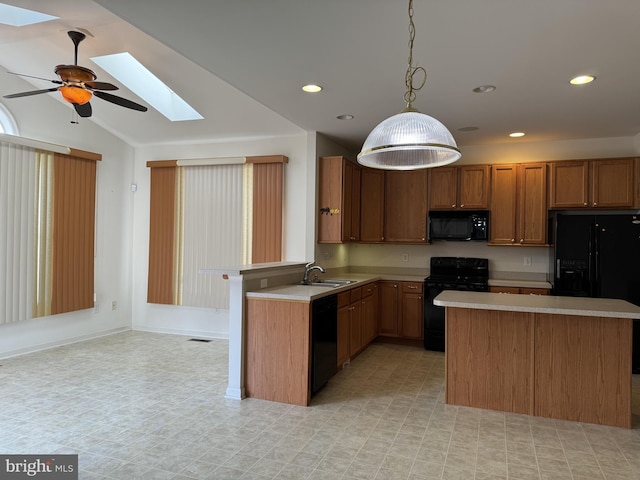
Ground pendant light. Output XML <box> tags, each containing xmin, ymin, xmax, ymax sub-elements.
<box><xmin>357</xmin><ymin>0</ymin><xmax>461</xmax><ymax>170</ymax></box>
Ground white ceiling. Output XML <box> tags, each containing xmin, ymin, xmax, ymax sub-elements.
<box><xmin>2</xmin><ymin>0</ymin><xmax>640</xmax><ymax>153</ymax></box>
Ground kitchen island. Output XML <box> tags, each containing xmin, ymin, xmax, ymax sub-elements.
<box><xmin>435</xmin><ymin>290</ymin><xmax>640</xmax><ymax>428</ymax></box>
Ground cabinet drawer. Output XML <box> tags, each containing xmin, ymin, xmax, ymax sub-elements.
<box><xmin>338</xmin><ymin>291</ymin><xmax>351</xmax><ymax>309</ymax></box>
<box><xmin>350</xmin><ymin>287</ymin><xmax>362</xmax><ymax>303</ymax></box>
<box><xmin>401</xmin><ymin>282</ymin><xmax>423</xmax><ymax>294</ymax></box>
<box><xmin>361</xmin><ymin>282</ymin><xmax>377</xmax><ymax>298</ymax></box>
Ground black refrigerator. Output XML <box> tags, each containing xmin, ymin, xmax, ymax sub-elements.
<box><xmin>552</xmin><ymin>213</ymin><xmax>640</xmax><ymax>373</ymax></box>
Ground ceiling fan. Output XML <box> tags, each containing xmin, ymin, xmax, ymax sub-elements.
<box><xmin>2</xmin><ymin>30</ymin><xmax>148</xmax><ymax>118</ymax></box>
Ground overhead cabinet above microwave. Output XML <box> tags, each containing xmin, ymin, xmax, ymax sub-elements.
<box><xmin>428</xmin><ymin>165</ymin><xmax>490</xmax><ymax>210</ymax></box>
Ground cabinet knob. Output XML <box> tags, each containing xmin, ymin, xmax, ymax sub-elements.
<box><xmin>583</xmin><ymin>202</ymin><xmax>588</xmax><ymax>206</ymax></box>
<box><xmin>520</xmin><ymin>239</ymin><xmax>524</xmax><ymax>243</ymax></box>
<box><xmin>511</xmin><ymin>238</ymin><xmax>515</xmax><ymax>242</ymax></box>
<box><xmin>452</xmin><ymin>204</ymin><xmax>456</xmax><ymax>208</ymax></box>
<box><xmin>593</xmin><ymin>202</ymin><xmax>597</xmax><ymax>206</ymax></box>
<box><xmin>460</xmin><ymin>204</ymin><xmax>464</xmax><ymax>208</ymax></box>
<box><xmin>394</xmin><ymin>284</ymin><xmax>398</xmax><ymax>288</ymax></box>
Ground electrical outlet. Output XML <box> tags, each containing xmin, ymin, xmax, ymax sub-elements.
<box><xmin>260</xmin><ymin>279</ymin><xmax>268</xmax><ymax>288</ymax></box>
<box><xmin>524</xmin><ymin>256</ymin><xmax>532</xmax><ymax>267</ymax></box>
<box><xmin>111</xmin><ymin>300</ymin><xmax>117</xmax><ymax>310</ymax></box>
<box><xmin>402</xmin><ymin>253</ymin><xmax>409</xmax><ymax>262</ymax></box>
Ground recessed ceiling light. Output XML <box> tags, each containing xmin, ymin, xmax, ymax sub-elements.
<box><xmin>302</xmin><ymin>84</ymin><xmax>322</xmax><ymax>93</ymax></box>
<box><xmin>570</xmin><ymin>75</ymin><xmax>595</xmax><ymax>85</ymax></box>
<box><xmin>337</xmin><ymin>114</ymin><xmax>354</xmax><ymax>120</ymax></box>
<box><xmin>458</xmin><ymin>126</ymin><xmax>479</xmax><ymax>132</ymax></box>
<box><xmin>509</xmin><ymin>132</ymin><xmax>525</xmax><ymax>138</ymax></box>
<box><xmin>0</xmin><ymin>3</ymin><xmax>58</xmax><ymax>26</ymax></box>
<box><xmin>473</xmin><ymin>85</ymin><xmax>496</xmax><ymax>93</ymax></box>
<box><xmin>91</xmin><ymin>52</ymin><xmax>203</xmax><ymax>122</ymax></box>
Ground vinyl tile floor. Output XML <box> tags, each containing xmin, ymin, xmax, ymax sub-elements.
<box><xmin>0</xmin><ymin>331</ymin><xmax>638</xmax><ymax>480</ymax></box>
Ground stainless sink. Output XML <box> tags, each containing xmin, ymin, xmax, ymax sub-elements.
<box><xmin>297</xmin><ymin>279</ymin><xmax>356</xmax><ymax>288</ymax></box>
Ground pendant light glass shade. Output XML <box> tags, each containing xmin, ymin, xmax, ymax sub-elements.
<box><xmin>357</xmin><ymin>110</ymin><xmax>461</xmax><ymax>170</ymax></box>
<box><xmin>357</xmin><ymin>0</ymin><xmax>461</xmax><ymax>170</ymax></box>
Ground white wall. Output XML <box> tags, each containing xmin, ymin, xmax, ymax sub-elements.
<box><xmin>130</xmin><ymin>134</ymin><xmax>311</xmax><ymax>338</ymax></box>
<box><xmin>0</xmin><ymin>88</ymin><xmax>135</xmax><ymax>358</ymax></box>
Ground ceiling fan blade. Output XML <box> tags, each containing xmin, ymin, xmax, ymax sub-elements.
<box><xmin>74</xmin><ymin>102</ymin><xmax>92</xmax><ymax>118</ymax></box>
<box><xmin>8</xmin><ymin>72</ymin><xmax>63</xmax><ymax>85</ymax></box>
<box><xmin>85</xmin><ymin>81</ymin><xmax>119</xmax><ymax>91</ymax></box>
<box><xmin>3</xmin><ymin>87</ymin><xmax>60</xmax><ymax>99</ymax></box>
<box><xmin>93</xmin><ymin>91</ymin><xmax>148</xmax><ymax>112</ymax></box>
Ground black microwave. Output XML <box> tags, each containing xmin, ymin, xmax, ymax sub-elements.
<box><xmin>429</xmin><ymin>211</ymin><xmax>489</xmax><ymax>241</ymax></box>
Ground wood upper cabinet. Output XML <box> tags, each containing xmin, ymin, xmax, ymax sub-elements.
<box><xmin>429</xmin><ymin>165</ymin><xmax>490</xmax><ymax>210</ymax></box>
<box><xmin>384</xmin><ymin>170</ymin><xmax>428</xmax><ymax>243</ymax></box>
<box><xmin>360</xmin><ymin>168</ymin><xmax>385</xmax><ymax>242</ymax></box>
<box><xmin>317</xmin><ymin>156</ymin><xmax>361</xmax><ymax>243</ymax></box>
<box><xmin>548</xmin><ymin>158</ymin><xmax>635</xmax><ymax>209</ymax></box>
<box><xmin>490</xmin><ymin>163</ymin><xmax>547</xmax><ymax>246</ymax></box>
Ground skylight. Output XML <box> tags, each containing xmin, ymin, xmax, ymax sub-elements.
<box><xmin>0</xmin><ymin>3</ymin><xmax>58</xmax><ymax>26</ymax></box>
<box><xmin>91</xmin><ymin>52</ymin><xmax>203</xmax><ymax>122</ymax></box>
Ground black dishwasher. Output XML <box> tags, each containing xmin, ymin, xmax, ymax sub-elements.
<box><xmin>311</xmin><ymin>294</ymin><xmax>338</xmax><ymax>394</ymax></box>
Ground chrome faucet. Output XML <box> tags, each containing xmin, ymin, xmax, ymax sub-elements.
<box><xmin>302</xmin><ymin>261</ymin><xmax>325</xmax><ymax>284</ymax></box>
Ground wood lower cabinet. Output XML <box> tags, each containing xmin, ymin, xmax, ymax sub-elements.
<box><xmin>384</xmin><ymin>170</ymin><xmax>428</xmax><ymax>243</ymax></box>
<box><xmin>338</xmin><ymin>282</ymin><xmax>379</xmax><ymax>368</ymax></box>
<box><xmin>548</xmin><ymin>158</ymin><xmax>636</xmax><ymax>209</ymax></box>
<box><xmin>490</xmin><ymin>163</ymin><xmax>547</xmax><ymax>246</ymax></box>
<box><xmin>361</xmin><ymin>283</ymin><xmax>379</xmax><ymax>346</ymax></box>
<box><xmin>429</xmin><ymin>165</ymin><xmax>490</xmax><ymax>210</ymax></box>
<box><xmin>489</xmin><ymin>286</ymin><xmax>549</xmax><ymax>295</ymax></box>
<box><xmin>379</xmin><ymin>280</ymin><xmax>424</xmax><ymax>340</ymax></box>
<box><xmin>337</xmin><ymin>291</ymin><xmax>352</xmax><ymax>369</ymax></box>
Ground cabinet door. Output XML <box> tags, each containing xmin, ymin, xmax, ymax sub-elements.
<box><xmin>400</xmin><ymin>283</ymin><xmax>424</xmax><ymax>340</ymax></box>
<box><xmin>348</xmin><ymin>163</ymin><xmax>362</xmax><ymax>241</ymax></box>
<box><xmin>517</xmin><ymin>163</ymin><xmax>547</xmax><ymax>245</ymax></box>
<box><xmin>489</xmin><ymin>165</ymin><xmax>517</xmax><ymax>244</ymax></box>
<box><xmin>548</xmin><ymin>161</ymin><xmax>589</xmax><ymax>209</ymax></box>
<box><xmin>360</xmin><ymin>168</ymin><xmax>385</xmax><ymax>242</ymax></box>
<box><xmin>349</xmin><ymin>300</ymin><xmax>362</xmax><ymax>355</ymax></box>
<box><xmin>489</xmin><ymin>286</ymin><xmax>521</xmax><ymax>294</ymax></box>
<box><xmin>459</xmin><ymin>165</ymin><xmax>490</xmax><ymax>209</ymax></box>
<box><xmin>384</xmin><ymin>170</ymin><xmax>428</xmax><ymax>242</ymax></box>
<box><xmin>317</xmin><ymin>156</ymin><xmax>344</xmax><ymax>242</ymax></box>
<box><xmin>428</xmin><ymin>167</ymin><xmax>458</xmax><ymax>210</ymax></box>
<box><xmin>361</xmin><ymin>284</ymin><xmax>379</xmax><ymax>345</ymax></box>
<box><xmin>591</xmin><ymin>158</ymin><xmax>634</xmax><ymax>208</ymax></box>
<box><xmin>378</xmin><ymin>281</ymin><xmax>399</xmax><ymax>336</ymax></box>
<box><xmin>337</xmin><ymin>305</ymin><xmax>351</xmax><ymax>368</ymax></box>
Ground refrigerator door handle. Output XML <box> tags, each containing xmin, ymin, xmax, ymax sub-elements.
<box><xmin>556</xmin><ymin>259</ymin><xmax>560</xmax><ymax>279</ymax></box>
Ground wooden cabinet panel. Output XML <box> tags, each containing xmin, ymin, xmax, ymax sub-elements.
<box><xmin>360</xmin><ymin>168</ymin><xmax>385</xmax><ymax>242</ymax></box>
<box><xmin>379</xmin><ymin>281</ymin><xmax>423</xmax><ymax>340</ymax></box>
<box><xmin>591</xmin><ymin>158</ymin><xmax>634</xmax><ymax>208</ymax></box>
<box><xmin>534</xmin><ymin>314</ymin><xmax>631</xmax><ymax>428</ymax></box>
<box><xmin>548</xmin><ymin>161</ymin><xmax>589</xmax><ymax>209</ymax></box>
<box><xmin>517</xmin><ymin>163</ymin><xmax>547</xmax><ymax>245</ymax></box>
<box><xmin>446</xmin><ymin>307</ymin><xmax>534</xmax><ymax>415</ymax></box>
<box><xmin>337</xmin><ymin>291</ymin><xmax>351</xmax><ymax>369</ymax></box>
<box><xmin>428</xmin><ymin>167</ymin><xmax>458</xmax><ymax>209</ymax></box>
<box><xmin>349</xmin><ymin>300</ymin><xmax>362</xmax><ymax>356</ymax></box>
<box><xmin>520</xmin><ymin>288</ymin><xmax>549</xmax><ymax>295</ymax></box>
<box><xmin>490</xmin><ymin>163</ymin><xmax>547</xmax><ymax>246</ymax></box>
<box><xmin>400</xmin><ymin>291</ymin><xmax>424</xmax><ymax>339</ymax></box>
<box><xmin>384</xmin><ymin>170</ymin><xmax>428</xmax><ymax>242</ymax></box>
<box><xmin>490</xmin><ymin>286</ymin><xmax>550</xmax><ymax>295</ymax></box>
<box><xmin>429</xmin><ymin>165</ymin><xmax>490</xmax><ymax>210</ymax></box>
<box><xmin>379</xmin><ymin>281</ymin><xmax>399</xmax><ymax>336</ymax></box>
<box><xmin>317</xmin><ymin>156</ymin><xmax>360</xmax><ymax>243</ymax></box>
<box><xmin>361</xmin><ymin>283</ymin><xmax>379</xmax><ymax>345</ymax></box>
<box><xmin>548</xmin><ymin>158</ymin><xmax>635</xmax><ymax>209</ymax></box>
<box><xmin>489</xmin><ymin>165</ymin><xmax>517</xmax><ymax>244</ymax></box>
<box><xmin>489</xmin><ymin>286</ymin><xmax>521</xmax><ymax>294</ymax></box>
<box><xmin>459</xmin><ymin>165</ymin><xmax>490</xmax><ymax>209</ymax></box>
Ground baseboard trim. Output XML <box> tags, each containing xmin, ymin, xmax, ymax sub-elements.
<box><xmin>132</xmin><ymin>325</ymin><xmax>229</xmax><ymax>340</ymax></box>
<box><xmin>0</xmin><ymin>326</ymin><xmax>131</xmax><ymax>360</ymax></box>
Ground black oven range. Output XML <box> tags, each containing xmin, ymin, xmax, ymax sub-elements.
<box><xmin>424</xmin><ymin>257</ymin><xmax>489</xmax><ymax>351</ymax></box>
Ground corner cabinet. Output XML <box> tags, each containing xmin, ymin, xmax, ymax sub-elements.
<box><xmin>548</xmin><ymin>158</ymin><xmax>636</xmax><ymax>209</ymax></box>
<box><xmin>429</xmin><ymin>165</ymin><xmax>490</xmax><ymax>210</ymax></box>
<box><xmin>318</xmin><ymin>156</ymin><xmax>361</xmax><ymax>243</ymax></box>
<box><xmin>489</xmin><ymin>163</ymin><xmax>547</xmax><ymax>246</ymax></box>
<box><xmin>384</xmin><ymin>170</ymin><xmax>428</xmax><ymax>243</ymax></box>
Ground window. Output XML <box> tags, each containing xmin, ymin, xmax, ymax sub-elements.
<box><xmin>147</xmin><ymin>155</ymin><xmax>286</xmax><ymax>308</ymax></box>
<box><xmin>0</xmin><ymin>137</ymin><xmax>99</xmax><ymax>324</ymax></box>
<box><xmin>0</xmin><ymin>103</ymin><xmax>19</xmax><ymax>135</ymax></box>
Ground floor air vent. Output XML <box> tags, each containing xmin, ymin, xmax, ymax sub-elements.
<box><xmin>188</xmin><ymin>338</ymin><xmax>212</xmax><ymax>343</ymax></box>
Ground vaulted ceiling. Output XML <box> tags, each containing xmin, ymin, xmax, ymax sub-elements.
<box><xmin>2</xmin><ymin>0</ymin><xmax>640</xmax><ymax>153</ymax></box>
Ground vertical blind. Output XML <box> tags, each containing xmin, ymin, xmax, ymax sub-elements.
<box><xmin>147</xmin><ymin>156</ymin><xmax>286</xmax><ymax>308</ymax></box>
<box><xmin>0</xmin><ymin>140</ymin><xmax>99</xmax><ymax>324</ymax></box>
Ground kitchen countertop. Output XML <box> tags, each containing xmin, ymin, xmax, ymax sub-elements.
<box><xmin>435</xmin><ymin>290</ymin><xmax>640</xmax><ymax>318</ymax></box>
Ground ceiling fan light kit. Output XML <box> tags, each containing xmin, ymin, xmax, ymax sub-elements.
<box><xmin>357</xmin><ymin>0</ymin><xmax>461</xmax><ymax>170</ymax></box>
<box><xmin>2</xmin><ymin>30</ymin><xmax>148</xmax><ymax>118</ymax></box>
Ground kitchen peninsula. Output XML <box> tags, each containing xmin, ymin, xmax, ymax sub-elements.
<box><xmin>435</xmin><ymin>290</ymin><xmax>640</xmax><ymax>428</ymax></box>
